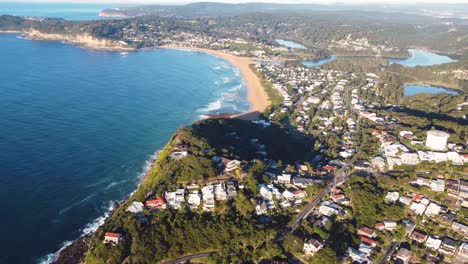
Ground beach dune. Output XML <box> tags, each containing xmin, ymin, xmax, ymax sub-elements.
<box><xmin>160</xmin><ymin>46</ymin><xmax>271</xmax><ymax>120</ymax></box>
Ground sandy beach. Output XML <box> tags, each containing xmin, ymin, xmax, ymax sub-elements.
<box><xmin>160</xmin><ymin>46</ymin><xmax>271</xmax><ymax>120</ymax></box>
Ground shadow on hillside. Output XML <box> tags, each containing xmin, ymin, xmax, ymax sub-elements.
<box><xmin>190</xmin><ymin>118</ymin><xmax>316</xmax><ymax>163</ymax></box>
<box><xmin>233</xmin><ymin>111</ymin><xmax>261</xmax><ymax>121</ymax></box>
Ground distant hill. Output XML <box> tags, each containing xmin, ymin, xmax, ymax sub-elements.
<box><xmin>99</xmin><ymin>2</ymin><xmax>468</xmax><ymax>19</ymax></box>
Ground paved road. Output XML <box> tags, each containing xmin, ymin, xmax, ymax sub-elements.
<box><xmin>161</xmin><ymin>252</ymin><xmax>214</xmax><ymax>264</ymax></box>
<box><xmin>379</xmin><ymin>241</ymin><xmax>400</xmax><ymax>264</ymax></box>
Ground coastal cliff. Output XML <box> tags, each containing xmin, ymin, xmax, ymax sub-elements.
<box><xmin>25</xmin><ymin>29</ymin><xmax>134</xmax><ymax>51</ymax></box>
<box><xmin>98</xmin><ymin>9</ymin><xmax>128</xmax><ymax>18</ymax></box>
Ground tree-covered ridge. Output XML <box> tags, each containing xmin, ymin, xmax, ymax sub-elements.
<box><xmin>388</xmin><ymin>59</ymin><xmax>468</xmax><ymax>93</ymax></box>
<box><xmin>1</xmin><ymin>8</ymin><xmax>467</xmax><ymax>56</ymax></box>
<box><xmin>83</xmin><ymin>118</ymin><xmax>314</xmax><ymax>263</ymax></box>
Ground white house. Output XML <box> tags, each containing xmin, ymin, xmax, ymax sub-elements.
<box><xmin>126</xmin><ymin>202</ymin><xmax>144</xmax><ymax>214</ymax></box>
<box><xmin>433</xmin><ymin>152</ymin><xmax>448</xmax><ymax>163</ymax></box>
<box><xmin>401</xmin><ymin>153</ymin><xmax>419</xmax><ymax>165</ymax></box>
<box><xmin>425</xmin><ymin>130</ymin><xmax>449</xmax><ymax>151</ymax></box>
<box><xmin>385</xmin><ymin>191</ymin><xmax>399</xmax><ymax>203</ymax></box>
<box><xmin>282</xmin><ymin>189</ymin><xmax>295</xmax><ymax>201</ymax></box>
<box><xmin>425</xmin><ymin>203</ymin><xmax>442</xmax><ymax>217</ymax></box>
<box><xmin>214</xmin><ymin>184</ymin><xmax>227</xmax><ymax>201</ymax></box>
<box><xmin>188</xmin><ymin>191</ymin><xmax>201</xmax><ymax>209</ymax></box>
<box><xmin>277</xmin><ymin>173</ymin><xmax>291</xmax><ymax>184</ymax></box>
<box><xmin>260</xmin><ymin>184</ymin><xmax>273</xmax><ymax>200</ymax></box>
<box><xmin>426</xmin><ymin>236</ymin><xmax>442</xmax><ymax>250</ymax></box>
<box><xmin>410</xmin><ymin>202</ymin><xmax>427</xmax><ymax>216</ymax></box>
<box><xmin>383</xmin><ymin>220</ymin><xmax>397</xmax><ymax>230</ymax></box>
<box><xmin>303</xmin><ymin>238</ymin><xmax>324</xmax><ymax>256</ymax></box>
<box><xmin>430</xmin><ymin>179</ymin><xmax>445</xmax><ymax>192</ymax></box>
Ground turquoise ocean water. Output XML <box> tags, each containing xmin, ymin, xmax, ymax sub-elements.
<box><xmin>0</xmin><ymin>33</ymin><xmax>248</xmax><ymax>263</ymax></box>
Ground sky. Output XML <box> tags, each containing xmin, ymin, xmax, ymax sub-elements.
<box><xmin>1</xmin><ymin>0</ymin><xmax>468</xmax><ymax>4</ymax></box>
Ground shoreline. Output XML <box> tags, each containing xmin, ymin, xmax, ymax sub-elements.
<box><xmin>159</xmin><ymin>45</ymin><xmax>271</xmax><ymax>120</ymax></box>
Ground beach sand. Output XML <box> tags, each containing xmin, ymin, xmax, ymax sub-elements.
<box><xmin>160</xmin><ymin>46</ymin><xmax>271</xmax><ymax>120</ymax></box>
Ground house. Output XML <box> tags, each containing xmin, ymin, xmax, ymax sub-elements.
<box><xmin>411</xmin><ymin>230</ymin><xmax>428</xmax><ymax>244</ymax></box>
<box><xmin>214</xmin><ymin>184</ymin><xmax>227</xmax><ymax>201</ymax></box>
<box><xmin>402</xmin><ymin>219</ymin><xmax>416</xmax><ymax>236</ymax></box>
<box><xmin>401</xmin><ymin>153</ymin><xmax>419</xmax><ymax>165</ymax></box>
<box><xmin>360</xmin><ymin>236</ymin><xmax>378</xmax><ymax>247</ymax></box>
<box><xmin>455</xmin><ymin>242</ymin><xmax>468</xmax><ymax>263</ymax></box>
<box><xmin>375</xmin><ymin>222</ymin><xmax>385</xmax><ymax>231</ymax></box>
<box><xmin>104</xmin><ymin>232</ymin><xmax>122</xmax><ymax>245</ymax></box>
<box><xmin>412</xmin><ymin>177</ymin><xmax>431</xmax><ymax>187</ymax></box>
<box><xmin>226</xmin><ymin>182</ymin><xmax>237</xmax><ymax>199</ymax></box>
<box><xmin>282</xmin><ymin>189</ymin><xmax>295</xmax><ymax>201</ymax></box>
<box><xmin>439</xmin><ymin>210</ymin><xmax>456</xmax><ymax>225</ymax></box>
<box><xmin>292</xmin><ymin>177</ymin><xmax>314</xmax><ymax>188</ymax></box>
<box><xmin>371</xmin><ymin>156</ymin><xmax>385</xmax><ymax>171</ymax></box>
<box><xmin>410</xmin><ymin>202</ymin><xmax>426</xmax><ymax>216</ymax></box>
<box><xmin>425</xmin><ymin>202</ymin><xmax>442</xmax><ymax>217</ymax></box>
<box><xmin>331</xmin><ymin>194</ymin><xmax>350</xmax><ymax>205</ymax></box>
<box><xmin>319</xmin><ymin>202</ymin><xmax>342</xmax><ymax>216</ymax></box>
<box><xmin>259</xmin><ymin>184</ymin><xmax>273</xmax><ymax>200</ymax></box>
<box><xmin>430</xmin><ymin>179</ymin><xmax>445</xmax><ymax>192</ymax></box>
<box><xmin>357</xmin><ymin>227</ymin><xmax>376</xmax><ymax>238</ymax></box>
<box><xmin>439</xmin><ymin>237</ymin><xmax>458</xmax><ymax>255</ymax></box>
<box><xmin>461</xmin><ymin>181</ymin><xmax>468</xmax><ymax>198</ymax></box>
<box><xmin>452</xmin><ymin>221</ymin><xmax>468</xmax><ymax>235</ymax></box>
<box><xmin>447</xmin><ymin>179</ymin><xmax>460</xmax><ymax>196</ymax></box>
<box><xmin>127</xmin><ymin>201</ymin><xmax>144</xmax><ymax>214</ymax></box>
<box><xmin>187</xmin><ymin>191</ymin><xmax>201</xmax><ymax>209</ymax></box>
<box><xmin>383</xmin><ymin>220</ymin><xmax>397</xmax><ymax>230</ymax></box>
<box><xmin>385</xmin><ymin>191</ymin><xmax>399</xmax><ymax>203</ymax></box>
<box><xmin>303</xmin><ymin>238</ymin><xmax>324</xmax><ymax>256</ymax></box>
<box><xmin>355</xmin><ymin>160</ymin><xmax>370</xmax><ymax>170</ymax></box>
<box><xmin>396</xmin><ymin>248</ymin><xmax>411</xmax><ymax>264</ymax></box>
<box><xmin>170</xmin><ymin>150</ymin><xmax>188</xmax><ymax>160</ymax></box>
<box><xmin>256</xmin><ymin>200</ymin><xmax>268</xmax><ymax>215</ymax></box>
<box><xmin>277</xmin><ymin>173</ymin><xmax>291</xmax><ymax>184</ymax></box>
<box><xmin>146</xmin><ymin>197</ymin><xmax>167</xmax><ymax>210</ymax></box>
<box><xmin>224</xmin><ymin>159</ymin><xmax>241</xmax><ymax>172</ymax></box>
<box><xmin>347</xmin><ymin>247</ymin><xmax>370</xmax><ymax>263</ymax></box>
<box><xmin>202</xmin><ymin>185</ymin><xmax>215</xmax><ymax>209</ymax></box>
<box><xmin>412</xmin><ymin>194</ymin><xmax>425</xmax><ymax>202</ymax></box>
<box><xmin>426</xmin><ymin>236</ymin><xmax>442</xmax><ymax>250</ymax></box>
<box><xmin>399</xmin><ymin>196</ymin><xmax>412</xmax><ymax>205</ymax></box>
<box><xmin>293</xmin><ymin>189</ymin><xmax>306</xmax><ymax>200</ymax></box>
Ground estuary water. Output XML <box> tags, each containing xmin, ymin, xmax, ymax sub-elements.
<box><xmin>0</xmin><ymin>34</ymin><xmax>248</xmax><ymax>263</ymax></box>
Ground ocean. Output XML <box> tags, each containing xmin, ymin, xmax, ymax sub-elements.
<box><xmin>0</xmin><ymin>33</ymin><xmax>249</xmax><ymax>263</ymax></box>
<box><xmin>0</xmin><ymin>3</ymin><xmax>131</xmax><ymax>20</ymax></box>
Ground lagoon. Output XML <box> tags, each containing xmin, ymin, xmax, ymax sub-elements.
<box><xmin>275</xmin><ymin>38</ymin><xmax>306</xmax><ymax>49</ymax></box>
<box><xmin>388</xmin><ymin>49</ymin><xmax>456</xmax><ymax>67</ymax></box>
<box><xmin>404</xmin><ymin>85</ymin><xmax>460</xmax><ymax>96</ymax></box>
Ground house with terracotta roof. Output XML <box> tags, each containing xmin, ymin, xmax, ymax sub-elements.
<box><xmin>357</xmin><ymin>227</ymin><xmax>376</xmax><ymax>238</ymax></box>
<box><xmin>359</xmin><ymin>236</ymin><xmax>378</xmax><ymax>247</ymax></box>
<box><xmin>104</xmin><ymin>232</ymin><xmax>122</xmax><ymax>245</ymax></box>
<box><xmin>145</xmin><ymin>197</ymin><xmax>167</xmax><ymax>210</ymax></box>
<box><xmin>411</xmin><ymin>230</ymin><xmax>428</xmax><ymax>244</ymax></box>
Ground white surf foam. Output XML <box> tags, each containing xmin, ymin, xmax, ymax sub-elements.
<box><xmin>38</xmin><ymin>151</ymin><xmax>160</xmax><ymax>264</ymax></box>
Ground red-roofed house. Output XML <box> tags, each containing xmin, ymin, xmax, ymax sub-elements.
<box><xmin>360</xmin><ymin>236</ymin><xmax>379</xmax><ymax>247</ymax></box>
<box><xmin>146</xmin><ymin>196</ymin><xmax>166</xmax><ymax>209</ymax></box>
<box><xmin>375</xmin><ymin>223</ymin><xmax>385</xmax><ymax>231</ymax></box>
<box><xmin>294</xmin><ymin>190</ymin><xmax>306</xmax><ymax>200</ymax></box>
<box><xmin>358</xmin><ymin>227</ymin><xmax>376</xmax><ymax>238</ymax></box>
<box><xmin>322</xmin><ymin>165</ymin><xmax>335</xmax><ymax>173</ymax></box>
<box><xmin>412</xmin><ymin>194</ymin><xmax>424</xmax><ymax>203</ymax></box>
<box><xmin>104</xmin><ymin>232</ymin><xmax>122</xmax><ymax>245</ymax></box>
